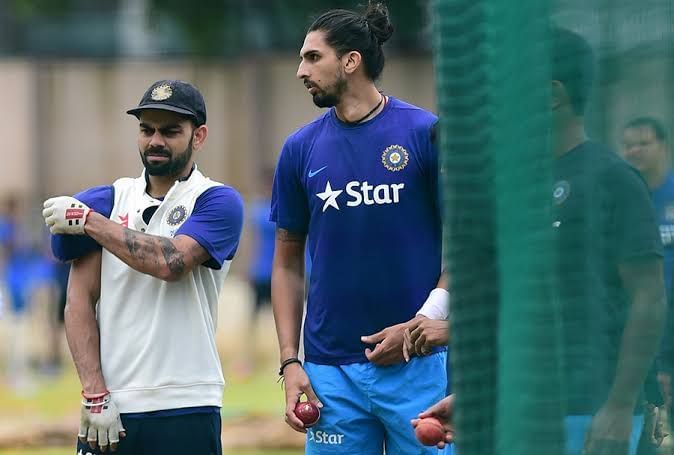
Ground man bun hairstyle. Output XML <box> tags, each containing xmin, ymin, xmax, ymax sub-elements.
<box><xmin>365</xmin><ymin>1</ymin><xmax>394</xmax><ymax>45</ymax></box>
<box><xmin>308</xmin><ymin>1</ymin><xmax>394</xmax><ymax>81</ymax></box>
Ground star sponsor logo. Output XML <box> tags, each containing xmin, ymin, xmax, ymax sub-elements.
<box><xmin>308</xmin><ymin>429</ymin><xmax>345</xmax><ymax>445</ymax></box>
<box><xmin>315</xmin><ymin>180</ymin><xmax>405</xmax><ymax>212</ymax></box>
<box><xmin>316</xmin><ymin>182</ymin><xmax>343</xmax><ymax>212</ymax></box>
<box><xmin>118</xmin><ymin>213</ymin><xmax>129</xmax><ymax>227</ymax></box>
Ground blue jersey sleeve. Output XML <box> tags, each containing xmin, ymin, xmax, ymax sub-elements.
<box><xmin>270</xmin><ymin>138</ymin><xmax>310</xmax><ymax>234</ymax></box>
<box><xmin>428</xmin><ymin>121</ymin><xmax>442</xmax><ymax>221</ymax></box>
<box><xmin>51</xmin><ymin>185</ymin><xmax>114</xmax><ymax>262</ymax></box>
<box><xmin>175</xmin><ymin>185</ymin><xmax>244</xmax><ymax>269</ymax></box>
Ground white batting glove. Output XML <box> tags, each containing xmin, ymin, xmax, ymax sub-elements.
<box><xmin>79</xmin><ymin>391</ymin><xmax>125</xmax><ymax>449</ymax></box>
<box><xmin>42</xmin><ymin>196</ymin><xmax>93</xmax><ymax>235</ymax></box>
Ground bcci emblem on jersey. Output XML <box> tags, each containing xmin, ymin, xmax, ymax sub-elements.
<box><xmin>553</xmin><ymin>180</ymin><xmax>570</xmax><ymax>205</ymax></box>
<box><xmin>167</xmin><ymin>205</ymin><xmax>188</xmax><ymax>226</ymax></box>
<box><xmin>381</xmin><ymin>145</ymin><xmax>409</xmax><ymax>172</ymax></box>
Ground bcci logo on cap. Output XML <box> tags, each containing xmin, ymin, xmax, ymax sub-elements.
<box><xmin>381</xmin><ymin>145</ymin><xmax>409</xmax><ymax>172</ymax></box>
<box><xmin>151</xmin><ymin>84</ymin><xmax>173</xmax><ymax>101</ymax></box>
<box><xmin>167</xmin><ymin>205</ymin><xmax>188</xmax><ymax>226</ymax></box>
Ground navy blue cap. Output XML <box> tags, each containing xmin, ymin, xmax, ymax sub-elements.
<box><xmin>127</xmin><ymin>80</ymin><xmax>207</xmax><ymax>126</ymax></box>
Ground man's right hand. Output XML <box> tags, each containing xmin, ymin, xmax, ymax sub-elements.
<box><xmin>43</xmin><ymin>196</ymin><xmax>93</xmax><ymax>235</ymax></box>
<box><xmin>403</xmin><ymin>316</ymin><xmax>449</xmax><ymax>361</ymax></box>
<box><xmin>411</xmin><ymin>394</ymin><xmax>455</xmax><ymax>449</ymax></box>
<box><xmin>282</xmin><ymin>363</ymin><xmax>323</xmax><ymax>433</ymax></box>
<box><xmin>79</xmin><ymin>391</ymin><xmax>126</xmax><ymax>452</ymax></box>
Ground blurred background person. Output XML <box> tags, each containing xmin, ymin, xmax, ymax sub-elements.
<box><xmin>0</xmin><ymin>193</ymin><xmax>62</xmax><ymax>391</ymax></box>
<box><xmin>621</xmin><ymin>116</ymin><xmax>674</xmax><ymax>453</ymax></box>
<box><xmin>235</xmin><ymin>167</ymin><xmax>276</xmax><ymax>378</ymax></box>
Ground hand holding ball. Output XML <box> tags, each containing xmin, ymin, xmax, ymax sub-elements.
<box><xmin>294</xmin><ymin>401</ymin><xmax>321</xmax><ymax>427</ymax></box>
<box><xmin>414</xmin><ymin>417</ymin><xmax>446</xmax><ymax>446</ymax></box>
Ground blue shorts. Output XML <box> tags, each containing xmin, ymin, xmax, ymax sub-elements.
<box><xmin>75</xmin><ymin>410</ymin><xmax>221</xmax><ymax>455</ymax></box>
<box><xmin>564</xmin><ymin>414</ymin><xmax>643</xmax><ymax>455</ymax></box>
<box><xmin>304</xmin><ymin>351</ymin><xmax>451</xmax><ymax>455</ymax></box>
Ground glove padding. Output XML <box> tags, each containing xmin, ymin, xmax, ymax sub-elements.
<box><xmin>79</xmin><ymin>391</ymin><xmax>125</xmax><ymax>448</ymax></box>
<box><xmin>43</xmin><ymin>196</ymin><xmax>92</xmax><ymax>235</ymax></box>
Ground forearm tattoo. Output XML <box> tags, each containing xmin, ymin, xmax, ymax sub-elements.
<box><xmin>276</xmin><ymin>228</ymin><xmax>305</xmax><ymax>243</ymax></box>
<box><xmin>159</xmin><ymin>237</ymin><xmax>185</xmax><ymax>276</ymax></box>
<box><xmin>123</xmin><ymin>228</ymin><xmax>186</xmax><ymax>277</ymax></box>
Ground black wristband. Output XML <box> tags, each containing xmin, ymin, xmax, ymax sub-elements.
<box><xmin>279</xmin><ymin>357</ymin><xmax>302</xmax><ymax>376</ymax></box>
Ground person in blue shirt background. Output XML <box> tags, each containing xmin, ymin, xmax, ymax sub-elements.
<box><xmin>621</xmin><ymin>116</ymin><xmax>674</xmax><ymax>450</ymax></box>
<box><xmin>270</xmin><ymin>2</ymin><xmax>449</xmax><ymax>454</ymax></box>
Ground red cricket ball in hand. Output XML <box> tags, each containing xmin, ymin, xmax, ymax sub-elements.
<box><xmin>294</xmin><ymin>401</ymin><xmax>321</xmax><ymax>427</ymax></box>
<box><xmin>415</xmin><ymin>416</ymin><xmax>446</xmax><ymax>446</ymax></box>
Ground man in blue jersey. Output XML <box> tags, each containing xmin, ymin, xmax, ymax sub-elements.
<box><xmin>270</xmin><ymin>2</ymin><xmax>448</xmax><ymax>454</ymax></box>
<box><xmin>41</xmin><ymin>80</ymin><xmax>244</xmax><ymax>454</ymax></box>
<box><xmin>621</xmin><ymin>116</ymin><xmax>674</xmax><ymax>451</ymax></box>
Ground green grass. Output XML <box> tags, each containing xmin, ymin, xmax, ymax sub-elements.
<box><xmin>0</xmin><ymin>366</ymin><xmax>286</xmax><ymax>419</ymax></box>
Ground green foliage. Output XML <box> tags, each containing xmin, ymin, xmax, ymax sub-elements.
<box><xmin>9</xmin><ymin>0</ymin><xmax>74</xmax><ymax>18</ymax></box>
<box><xmin>145</xmin><ymin>0</ymin><xmax>429</xmax><ymax>55</ymax></box>
<box><xmin>4</xmin><ymin>0</ymin><xmax>430</xmax><ymax>57</ymax></box>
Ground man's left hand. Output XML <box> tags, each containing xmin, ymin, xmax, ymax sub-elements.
<box><xmin>361</xmin><ymin>322</ymin><xmax>409</xmax><ymax>365</ymax></box>
<box><xmin>43</xmin><ymin>196</ymin><xmax>92</xmax><ymax>235</ymax></box>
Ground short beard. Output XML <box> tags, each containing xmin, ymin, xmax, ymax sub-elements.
<box><xmin>311</xmin><ymin>72</ymin><xmax>347</xmax><ymax>108</ymax></box>
<box><xmin>140</xmin><ymin>137</ymin><xmax>194</xmax><ymax>177</ymax></box>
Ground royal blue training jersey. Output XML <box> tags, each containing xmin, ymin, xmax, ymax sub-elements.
<box><xmin>651</xmin><ymin>171</ymin><xmax>674</xmax><ymax>374</ymax></box>
<box><xmin>271</xmin><ymin>97</ymin><xmax>442</xmax><ymax>365</ymax></box>
<box><xmin>652</xmin><ymin>172</ymin><xmax>674</xmax><ymax>295</ymax></box>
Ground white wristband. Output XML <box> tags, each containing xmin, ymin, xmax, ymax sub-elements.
<box><xmin>416</xmin><ymin>288</ymin><xmax>450</xmax><ymax>320</ymax></box>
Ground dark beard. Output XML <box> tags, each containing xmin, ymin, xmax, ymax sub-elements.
<box><xmin>140</xmin><ymin>137</ymin><xmax>193</xmax><ymax>177</ymax></box>
<box><xmin>311</xmin><ymin>76</ymin><xmax>347</xmax><ymax>108</ymax></box>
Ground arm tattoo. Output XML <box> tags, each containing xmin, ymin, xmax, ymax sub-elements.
<box><xmin>124</xmin><ymin>229</ymin><xmax>145</xmax><ymax>258</ymax></box>
<box><xmin>276</xmin><ymin>228</ymin><xmax>305</xmax><ymax>243</ymax></box>
<box><xmin>159</xmin><ymin>237</ymin><xmax>185</xmax><ymax>276</ymax></box>
<box><xmin>123</xmin><ymin>228</ymin><xmax>186</xmax><ymax>277</ymax></box>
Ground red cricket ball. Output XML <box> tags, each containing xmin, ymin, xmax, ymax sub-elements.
<box><xmin>294</xmin><ymin>401</ymin><xmax>321</xmax><ymax>427</ymax></box>
<box><xmin>415</xmin><ymin>416</ymin><xmax>445</xmax><ymax>446</ymax></box>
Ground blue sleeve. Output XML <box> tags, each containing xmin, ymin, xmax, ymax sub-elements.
<box><xmin>50</xmin><ymin>185</ymin><xmax>114</xmax><ymax>262</ymax></box>
<box><xmin>175</xmin><ymin>185</ymin><xmax>244</xmax><ymax>269</ymax></box>
<box><xmin>429</xmin><ymin>121</ymin><xmax>442</xmax><ymax>222</ymax></box>
<box><xmin>270</xmin><ymin>138</ymin><xmax>310</xmax><ymax>234</ymax></box>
